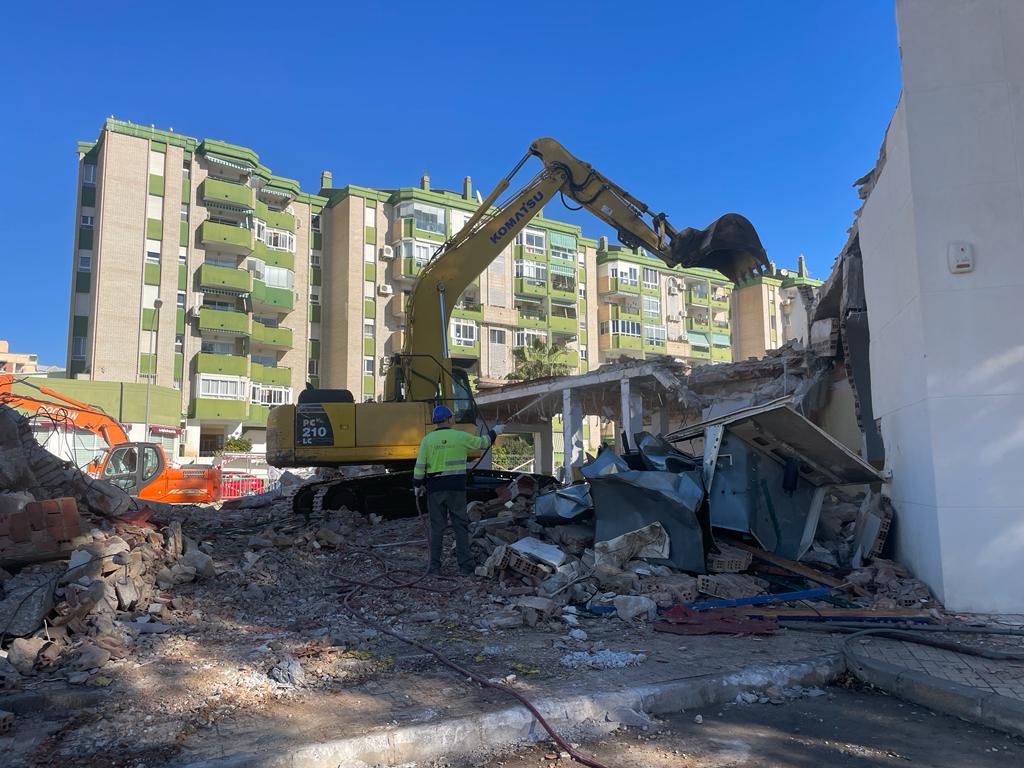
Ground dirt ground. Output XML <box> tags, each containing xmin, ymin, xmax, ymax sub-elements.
<box><xmin>469</xmin><ymin>683</ymin><xmax>1024</xmax><ymax>768</ymax></box>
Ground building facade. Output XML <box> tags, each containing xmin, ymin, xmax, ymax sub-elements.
<box><xmin>0</xmin><ymin>340</ymin><xmax>40</xmax><ymax>374</ymax></box>
<box><xmin>730</xmin><ymin>255</ymin><xmax>822</xmax><ymax>361</ymax></box>
<box><xmin>68</xmin><ymin>118</ymin><xmax>805</xmax><ymax>463</ymax></box>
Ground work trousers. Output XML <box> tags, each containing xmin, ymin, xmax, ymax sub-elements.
<box><xmin>426</xmin><ymin>489</ymin><xmax>472</xmax><ymax>571</ymax></box>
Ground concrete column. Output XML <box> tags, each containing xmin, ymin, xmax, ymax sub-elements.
<box><xmin>562</xmin><ymin>389</ymin><xmax>583</xmax><ymax>483</ymax></box>
<box><xmin>630</xmin><ymin>391</ymin><xmax>643</xmax><ymax>439</ymax></box>
<box><xmin>618</xmin><ymin>379</ymin><xmax>631</xmax><ymax>452</ymax></box>
<box><xmin>534</xmin><ymin>428</ymin><xmax>554</xmax><ymax>475</ymax></box>
<box><xmin>653</xmin><ymin>407</ymin><xmax>671</xmax><ymax>437</ymax></box>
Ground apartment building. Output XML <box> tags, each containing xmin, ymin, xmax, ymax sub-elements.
<box><xmin>69</xmin><ymin>119</ymin><xmax>321</xmax><ymax>458</ymax></box>
<box><xmin>315</xmin><ymin>174</ymin><xmax>599</xmax><ymax>400</ymax></box>
<box><xmin>0</xmin><ymin>340</ymin><xmax>41</xmax><ymax>374</ymax></box>
<box><xmin>730</xmin><ymin>256</ymin><xmax>822</xmax><ymax>361</ymax></box>
<box><xmin>595</xmin><ymin>242</ymin><xmax>735</xmax><ymax>366</ymax></box>
<box><xmin>68</xmin><ymin>118</ymin><xmax>803</xmax><ymax>463</ymax></box>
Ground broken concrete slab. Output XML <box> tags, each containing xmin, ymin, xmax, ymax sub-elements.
<box><xmin>0</xmin><ymin>563</ymin><xmax>61</xmax><ymax>636</ymax></box>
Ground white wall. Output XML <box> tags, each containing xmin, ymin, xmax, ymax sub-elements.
<box><xmin>860</xmin><ymin>0</ymin><xmax>1024</xmax><ymax>612</ymax></box>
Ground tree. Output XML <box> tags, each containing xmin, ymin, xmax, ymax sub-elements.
<box><xmin>507</xmin><ymin>339</ymin><xmax>573</xmax><ymax>382</ymax></box>
<box><xmin>224</xmin><ymin>435</ymin><xmax>253</xmax><ymax>453</ymax></box>
<box><xmin>491</xmin><ymin>434</ymin><xmax>534</xmax><ymax>471</ymax></box>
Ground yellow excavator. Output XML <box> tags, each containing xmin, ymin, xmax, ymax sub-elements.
<box><xmin>267</xmin><ymin>138</ymin><xmax>769</xmax><ymax>515</ymax></box>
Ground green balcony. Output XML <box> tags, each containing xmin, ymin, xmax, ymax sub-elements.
<box><xmin>602</xmin><ymin>278</ymin><xmax>640</xmax><ymax>296</ymax></box>
<box><xmin>198</xmin><ymin>263</ymin><xmax>251</xmax><ymax>293</ymax></box>
<box><xmin>516</xmin><ymin>311</ymin><xmax>548</xmax><ymax>331</ymax></box>
<box><xmin>253</xmin><ymin>241</ymin><xmax>294</xmax><ymax>270</ymax></box>
<box><xmin>246</xmin><ymin>404</ymin><xmax>270</xmax><ymax>426</ymax></box>
<box><xmin>256</xmin><ymin>201</ymin><xmax>294</xmax><ymax>232</ymax></box>
<box><xmin>251</xmin><ymin>363</ymin><xmax>291</xmax><ymax>386</ymax></box>
<box><xmin>201</xmin><ymin>177</ymin><xmax>253</xmax><ymax>209</ymax></box>
<box><xmin>689</xmin><ymin>346</ymin><xmax>711</xmax><ymax>360</ymax></box>
<box><xmin>252</xmin><ymin>321</ymin><xmax>292</xmax><ymax>348</ymax></box>
<box><xmin>553</xmin><ymin>350</ymin><xmax>580</xmax><ymax>368</ymax></box>
<box><xmin>199</xmin><ymin>220</ymin><xmax>253</xmax><ymax>255</ymax></box>
<box><xmin>605</xmin><ymin>334</ymin><xmax>642</xmax><ymax>351</ymax></box>
<box><xmin>449</xmin><ymin>340</ymin><xmax>480</xmax><ymax>358</ymax></box>
<box><xmin>309</xmin><ymin>304</ymin><xmax>321</xmax><ymax>323</ymax></box>
<box><xmin>710</xmin><ymin>295</ymin><xmax>730</xmax><ymax>309</ymax></box>
<box><xmin>686</xmin><ymin>318</ymin><xmax>711</xmax><ymax>333</ymax></box>
<box><xmin>198</xmin><ymin>307</ymin><xmax>250</xmax><ymax>335</ymax></box>
<box><xmin>686</xmin><ymin>290</ymin><xmax>710</xmax><ymax>305</ymax></box>
<box><xmin>251</xmin><ymin>279</ymin><xmax>293</xmax><ymax>310</ymax></box>
<box><xmin>193</xmin><ymin>398</ymin><xmax>249</xmax><ymax>421</ymax></box>
<box><xmin>712</xmin><ymin>346</ymin><xmax>732</xmax><ymax>362</ymax></box>
<box><xmin>196</xmin><ymin>352</ymin><xmax>248</xmax><ymax>377</ymax></box>
<box><xmin>514</xmin><ymin>277</ymin><xmax>547</xmax><ymax>297</ymax></box>
<box><xmin>401</xmin><ymin>257</ymin><xmax>424</xmax><ymax>278</ymax></box>
<box><xmin>549</xmin><ymin>314</ymin><xmax>578</xmax><ymax>334</ymax></box>
<box><xmin>608</xmin><ymin>304</ymin><xmax>641</xmax><ymax>321</ymax></box>
<box><xmin>451</xmin><ymin>302</ymin><xmax>483</xmax><ymax>320</ymax></box>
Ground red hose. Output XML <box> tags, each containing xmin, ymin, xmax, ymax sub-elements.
<box><xmin>331</xmin><ymin>494</ymin><xmax>613</xmax><ymax>768</ymax></box>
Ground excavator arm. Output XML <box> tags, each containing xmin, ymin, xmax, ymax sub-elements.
<box><xmin>389</xmin><ymin>138</ymin><xmax>769</xmax><ymax>405</ymax></box>
<box><xmin>0</xmin><ymin>375</ymin><xmax>130</xmax><ymax>446</ymax></box>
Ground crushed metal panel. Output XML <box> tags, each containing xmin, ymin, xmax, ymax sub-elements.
<box><xmin>634</xmin><ymin>432</ymin><xmax>699</xmax><ymax>473</ymax></box>
<box><xmin>590</xmin><ymin>470</ymin><xmax>706</xmax><ymax>572</ymax></box>
<box><xmin>579</xmin><ymin>449</ymin><xmax>631</xmax><ymax>479</ymax></box>
<box><xmin>534</xmin><ymin>483</ymin><xmax>593</xmax><ymax>524</ymax></box>
<box><xmin>668</xmin><ymin>402</ymin><xmax>882</xmax><ymax>486</ymax></box>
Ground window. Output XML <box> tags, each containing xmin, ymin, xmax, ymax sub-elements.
<box><xmin>180</xmin><ymin>203</ymin><xmax>189</xmax><ymax>222</ymax></box>
<box><xmin>489</xmin><ymin>329</ymin><xmax>507</xmax><ymax>345</ymax></box>
<box><xmin>609</xmin><ymin>262</ymin><xmax>638</xmax><ymax>285</ymax></box>
<box><xmin>311</xmin><ymin>214</ymin><xmax>321</xmax><ymax>232</ymax></box>
<box><xmin>602</xmin><ymin>320</ymin><xmax>641</xmax><ymax>337</ymax></box>
<box><xmin>402</xmin><ymin>202</ymin><xmax>446</xmax><ymax>235</ymax></box>
<box><xmin>205</xmin><ymin>254</ymin><xmax>236</xmax><ymax>269</ymax></box>
<box><xmin>579</xmin><ymin>345</ymin><xmax>588</xmax><ymax>360</ymax></box>
<box><xmin>174</xmin><ymin>335</ymin><xmax>184</xmax><ymax>353</ymax></box>
<box><xmin>309</xmin><ymin>287</ymin><xmax>320</xmax><ymax>304</ymax></box>
<box><xmin>182</xmin><ymin>159</ymin><xmax>190</xmax><ymax>179</ymax></box>
<box><xmin>522</xmin><ymin>228</ymin><xmax>546</xmax><ymax>255</ymax></box>
<box><xmin>71</xmin><ymin>336</ymin><xmax>86</xmax><ymax>359</ymax></box>
<box><xmin>550</xmin><ymin>302</ymin><xmax>577</xmax><ymax>320</ymax></box>
<box><xmin>198</xmin><ymin>375</ymin><xmax>244</xmax><ymax>400</ymax></box>
<box><xmin>690</xmin><ymin>281</ymin><xmax>708</xmax><ymax>300</ymax></box>
<box><xmin>414</xmin><ymin>242</ymin><xmax>433</xmax><ymax>266</ymax></box>
<box><xmin>264</xmin><ymin>228</ymin><xmax>295</xmax><ymax>252</ymax></box>
<box><xmin>363</xmin><ymin>319</ymin><xmax>375</xmax><ymax>338</ymax></box>
<box><xmin>770</xmin><ymin>314</ymin><xmax>777</xmax><ymax>330</ymax></box>
<box><xmin>148</xmin><ymin>150</ymin><xmax>164</xmax><ymax>176</ymax></box>
<box><xmin>549</xmin><ymin>232</ymin><xmax>576</xmax><ymax>260</ymax></box>
<box><xmin>644</xmin><ymin>324</ymin><xmax>667</xmax><ymax>344</ymax></box>
<box><xmin>514</xmin><ymin>329</ymin><xmax>547</xmax><ymax>347</ymax></box>
<box><xmin>145</xmin><ymin>239</ymin><xmax>161</xmax><ymax>264</ymax></box>
<box><xmin>263</xmin><ymin>265</ymin><xmax>294</xmax><ymax>289</ymax></box>
<box><xmin>643</xmin><ymin>296</ymin><xmax>661</xmax><ymax>317</ymax></box>
<box><xmin>250</xmin><ymin>383</ymin><xmax>292</xmax><ymax>407</ymax></box>
<box><xmin>363</xmin><ymin>280</ymin><xmax>374</xmax><ymax>299</ymax></box>
<box><xmin>578</xmin><ymin>284</ymin><xmax>587</xmax><ymax>300</ymax></box>
<box><xmin>147</xmin><ymin>194</ymin><xmax>162</xmax><ymax>220</ymax></box>
<box><xmin>178</xmin><ymin>247</ymin><xmax>187</xmax><ymax>264</ymax></box>
<box><xmin>768</xmin><ymin>287</ymin><xmax>776</xmax><ymax>303</ymax></box>
<box><xmin>80</xmin><ymin>214</ymin><xmax>94</xmax><ymax>228</ymax></box>
<box><xmin>514</xmin><ymin>259</ymin><xmax>547</xmax><ymax>281</ymax></box>
<box><xmin>364</xmin><ymin>205</ymin><xmax>376</xmax><ymax>228</ymax></box>
<box><xmin>308</xmin><ymin>358</ymin><xmax>319</xmax><ymax>376</ymax></box>
<box><xmin>363</xmin><ymin>357</ymin><xmax>375</xmax><ymax>375</ymax></box>
<box><xmin>176</xmin><ymin>291</ymin><xmax>186</xmax><ymax>309</ymax></box>
<box><xmin>201</xmin><ymin>340</ymin><xmax>234</xmax><ymax>354</ymax></box>
<box><xmin>173</xmin><ymin>379</ymin><xmax>181</xmax><ymax>390</ymax></box>
<box><xmin>550</xmin><ymin>263</ymin><xmax>576</xmax><ymax>293</ymax></box>
<box><xmin>364</xmin><ymin>243</ymin><xmax>375</xmax><ymax>263</ymax></box>
<box><xmin>310</xmin><ymin>251</ymin><xmax>320</xmax><ymax>267</ymax></box>
<box><xmin>78</xmin><ymin>250</ymin><xmax>92</xmax><ymax>271</ymax></box>
<box><xmin>642</xmin><ymin>268</ymin><xmax>659</xmax><ymax>290</ymax></box>
<box><xmin>82</xmin><ymin>164</ymin><xmax>96</xmax><ymax>185</ymax></box>
<box><xmin>451</xmin><ymin>319</ymin><xmax>477</xmax><ymax>347</ymax></box>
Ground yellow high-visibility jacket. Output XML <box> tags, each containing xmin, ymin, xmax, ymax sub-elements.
<box><xmin>413</xmin><ymin>427</ymin><xmax>491</xmax><ymax>492</ymax></box>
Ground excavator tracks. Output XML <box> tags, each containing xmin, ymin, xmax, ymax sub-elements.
<box><xmin>291</xmin><ymin>469</ymin><xmax>557</xmax><ymax>520</ymax></box>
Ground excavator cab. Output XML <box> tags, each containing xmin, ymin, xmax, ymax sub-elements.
<box><xmin>95</xmin><ymin>442</ymin><xmax>164</xmax><ymax>494</ymax></box>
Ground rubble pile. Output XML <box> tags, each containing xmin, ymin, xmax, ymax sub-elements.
<box><xmin>0</xmin><ymin>517</ymin><xmax>215</xmax><ymax>686</ymax></box>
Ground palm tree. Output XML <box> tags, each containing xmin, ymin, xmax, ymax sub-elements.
<box><xmin>507</xmin><ymin>339</ymin><xmax>573</xmax><ymax>381</ymax></box>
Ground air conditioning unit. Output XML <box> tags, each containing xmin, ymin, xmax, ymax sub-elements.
<box><xmin>378</xmin><ymin>284</ymin><xmax>394</xmax><ymax>296</ymax></box>
<box><xmin>379</xmin><ymin>244</ymin><xmax>395</xmax><ymax>260</ymax></box>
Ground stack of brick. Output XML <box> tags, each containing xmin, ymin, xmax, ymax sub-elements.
<box><xmin>0</xmin><ymin>497</ymin><xmax>92</xmax><ymax>568</ymax></box>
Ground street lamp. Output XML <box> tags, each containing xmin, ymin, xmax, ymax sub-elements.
<box><xmin>144</xmin><ymin>296</ymin><xmax>163</xmax><ymax>440</ymax></box>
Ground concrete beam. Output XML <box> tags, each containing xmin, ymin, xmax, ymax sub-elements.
<box><xmin>562</xmin><ymin>389</ymin><xmax>583</xmax><ymax>483</ymax></box>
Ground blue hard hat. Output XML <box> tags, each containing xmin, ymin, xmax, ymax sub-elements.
<box><xmin>432</xmin><ymin>405</ymin><xmax>454</xmax><ymax>423</ymax></box>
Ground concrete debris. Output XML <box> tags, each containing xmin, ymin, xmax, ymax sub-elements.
<box><xmin>559</xmin><ymin>650</ymin><xmax>647</xmax><ymax>670</ymax></box>
<box><xmin>269</xmin><ymin>656</ymin><xmax>306</xmax><ymax>686</ymax></box>
<box><xmin>510</xmin><ymin>537</ymin><xmax>567</xmax><ymax>569</ymax></box>
<box><xmin>7</xmin><ymin>636</ymin><xmax>47</xmax><ymax>675</ymax></box>
<box><xmin>593</xmin><ymin>522</ymin><xmax>670</xmax><ymax>571</ymax></box>
<box><xmin>613</xmin><ymin>595</ymin><xmax>658</xmax><ymax>621</ymax></box>
<box><xmin>0</xmin><ymin>563</ymin><xmax>62</xmax><ymax>636</ymax></box>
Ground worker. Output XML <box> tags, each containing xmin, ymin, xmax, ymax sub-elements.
<box><xmin>413</xmin><ymin>405</ymin><xmax>504</xmax><ymax>575</ymax></box>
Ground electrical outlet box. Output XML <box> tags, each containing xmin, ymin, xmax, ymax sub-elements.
<box><xmin>948</xmin><ymin>242</ymin><xmax>974</xmax><ymax>273</ymax></box>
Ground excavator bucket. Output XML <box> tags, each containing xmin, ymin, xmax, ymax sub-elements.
<box><xmin>668</xmin><ymin>213</ymin><xmax>770</xmax><ymax>284</ymax></box>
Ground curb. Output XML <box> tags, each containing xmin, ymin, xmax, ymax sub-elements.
<box><xmin>846</xmin><ymin>651</ymin><xmax>1024</xmax><ymax>738</ymax></box>
<box><xmin>180</xmin><ymin>653</ymin><xmax>844</xmax><ymax>768</ymax></box>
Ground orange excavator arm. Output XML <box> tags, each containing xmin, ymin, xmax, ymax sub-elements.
<box><xmin>0</xmin><ymin>374</ymin><xmax>130</xmax><ymax>447</ymax></box>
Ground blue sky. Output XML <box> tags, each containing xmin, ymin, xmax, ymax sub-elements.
<box><xmin>1</xmin><ymin>1</ymin><xmax>900</xmax><ymax>365</ymax></box>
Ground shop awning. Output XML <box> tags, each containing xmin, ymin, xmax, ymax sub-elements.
<box><xmin>688</xmin><ymin>332</ymin><xmax>710</xmax><ymax>349</ymax></box>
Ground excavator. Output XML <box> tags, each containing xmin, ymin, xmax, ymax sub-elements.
<box><xmin>267</xmin><ymin>138</ymin><xmax>770</xmax><ymax>515</ymax></box>
<box><xmin>0</xmin><ymin>375</ymin><xmax>220</xmax><ymax>503</ymax></box>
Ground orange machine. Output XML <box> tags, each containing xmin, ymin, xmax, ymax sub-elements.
<box><xmin>0</xmin><ymin>375</ymin><xmax>220</xmax><ymax>503</ymax></box>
